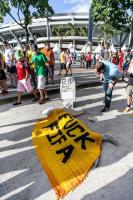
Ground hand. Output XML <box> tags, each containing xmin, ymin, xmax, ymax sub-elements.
<box><xmin>108</xmin><ymin>82</ymin><xmax>114</xmax><ymax>90</ymax></box>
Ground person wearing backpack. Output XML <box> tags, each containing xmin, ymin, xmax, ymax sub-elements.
<box><xmin>85</xmin><ymin>51</ymin><xmax>91</xmax><ymax>69</ymax></box>
<box><xmin>13</xmin><ymin>50</ymin><xmax>38</xmax><ymax>106</ymax></box>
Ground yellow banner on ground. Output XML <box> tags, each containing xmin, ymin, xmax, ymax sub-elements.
<box><xmin>32</xmin><ymin>109</ymin><xmax>103</xmax><ymax>200</ymax></box>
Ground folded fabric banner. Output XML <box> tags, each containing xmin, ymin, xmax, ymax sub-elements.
<box><xmin>32</xmin><ymin>109</ymin><xmax>103</xmax><ymax>200</ymax></box>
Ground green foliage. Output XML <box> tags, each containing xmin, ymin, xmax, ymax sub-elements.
<box><xmin>52</xmin><ymin>25</ymin><xmax>65</xmax><ymax>37</ymax></box>
<box><xmin>92</xmin><ymin>0</ymin><xmax>133</xmax><ymax>43</ymax></box>
<box><xmin>65</xmin><ymin>23</ymin><xmax>87</xmax><ymax>37</ymax></box>
<box><xmin>0</xmin><ymin>0</ymin><xmax>54</xmax><ymax>41</ymax></box>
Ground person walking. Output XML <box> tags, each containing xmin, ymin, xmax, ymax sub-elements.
<box><xmin>26</xmin><ymin>40</ymin><xmax>37</xmax><ymax>88</ymax></box>
<box><xmin>80</xmin><ymin>53</ymin><xmax>85</xmax><ymax>68</ymax></box>
<box><xmin>118</xmin><ymin>48</ymin><xmax>124</xmax><ymax>72</ymax></box>
<box><xmin>85</xmin><ymin>51</ymin><xmax>91</xmax><ymax>69</ymax></box>
<box><xmin>31</xmin><ymin>44</ymin><xmax>49</xmax><ymax>104</ymax></box>
<box><xmin>13</xmin><ymin>50</ymin><xmax>38</xmax><ymax>106</ymax></box>
<box><xmin>123</xmin><ymin>59</ymin><xmax>133</xmax><ymax>112</ymax></box>
<box><xmin>41</xmin><ymin>41</ymin><xmax>54</xmax><ymax>84</ymax></box>
<box><xmin>95</xmin><ymin>61</ymin><xmax>121</xmax><ymax>112</ymax></box>
<box><xmin>58</xmin><ymin>48</ymin><xmax>66</xmax><ymax>76</ymax></box>
<box><xmin>65</xmin><ymin>49</ymin><xmax>73</xmax><ymax>76</ymax></box>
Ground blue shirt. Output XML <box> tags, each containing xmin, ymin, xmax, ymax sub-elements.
<box><xmin>101</xmin><ymin>61</ymin><xmax>121</xmax><ymax>83</ymax></box>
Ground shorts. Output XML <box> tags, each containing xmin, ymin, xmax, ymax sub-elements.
<box><xmin>0</xmin><ymin>69</ymin><xmax>7</xmax><ymax>80</ymax></box>
<box><xmin>66</xmin><ymin>62</ymin><xmax>72</xmax><ymax>68</ymax></box>
<box><xmin>17</xmin><ymin>78</ymin><xmax>33</xmax><ymax>93</ymax></box>
<box><xmin>7</xmin><ymin>65</ymin><xmax>17</xmax><ymax>74</ymax></box>
<box><xmin>60</xmin><ymin>63</ymin><xmax>66</xmax><ymax>70</ymax></box>
<box><xmin>37</xmin><ymin>75</ymin><xmax>46</xmax><ymax>89</ymax></box>
<box><xmin>127</xmin><ymin>85</ymin><xmax>133</xmax><ymax>96</ymax></box>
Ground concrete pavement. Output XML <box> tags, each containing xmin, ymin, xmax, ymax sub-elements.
<box><xmin>0</xmin><ymin>65</ymin><xmax>101</xmax><ymax>104</ymax></box>
<box><xmin>0</xmin><ymin>82</ymin><xmax>133</xmax><ymax>200</ymax></box>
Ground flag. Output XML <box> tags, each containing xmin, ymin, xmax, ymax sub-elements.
<box><xmin>32</xmin><ymin>109</ymin><xmax>103</xmax><ymax>200</ymax></box>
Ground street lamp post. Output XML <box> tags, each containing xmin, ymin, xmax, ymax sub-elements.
<box><xmin>88</xmin><ymin>0</ymin><xmax>93</xmax><ymax>53</ymax></box>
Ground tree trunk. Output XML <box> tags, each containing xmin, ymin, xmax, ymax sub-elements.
<box><xmin>25</xmin><ymin>25</ymin><xmax>29</xmax><ymax>43</ymax></box>
<box><xmin>59</xmin><ymin>37</ymin><xmax>61</xmax><ymax>48</ymax></box>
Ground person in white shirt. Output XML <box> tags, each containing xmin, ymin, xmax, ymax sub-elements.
<box><xmin>3</xmin><ymin>41</ymin><xmax>17</xmax><ymax>87</ymax></box>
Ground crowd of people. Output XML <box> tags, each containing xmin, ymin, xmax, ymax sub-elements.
<box><xmin>0</xmin><ymin>41</ymin><xmax>133</xmax><ymax>112</ymax></box>
<box><xmin>0</xmin><ymin>40</ymin><xmax>76</xmax><ymax>105</ymax></box>
<box><xmin>93</xmin><ymin>44</ymin><xmax>133</xmax><ymax>113</ymax></box>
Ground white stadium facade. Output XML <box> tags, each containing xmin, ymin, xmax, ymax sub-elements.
<box><xmin>0</xmin><ymin>13</ymin><xmax>130</xmax><ymax>50</ymax></box>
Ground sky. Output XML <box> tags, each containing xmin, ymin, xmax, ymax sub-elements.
<box><xmin>3</xmin><ymin>0</ymin><xmax>91</xmax><ymax>23</ymax></box>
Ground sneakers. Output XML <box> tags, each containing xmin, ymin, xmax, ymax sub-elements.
<box><xmin>13</xmin><ymin>102</ymin><xmax>21</xmax><ymax>106</ymax></box>
<box><xmin>123</xmin><ymin>107</ymin><xmax>131</xmax><ymax>113</ymax></box>
<box><xmin>101</xmin><ymin>107</ymin><xmax>110</xmax><ymax>112</ymax></box>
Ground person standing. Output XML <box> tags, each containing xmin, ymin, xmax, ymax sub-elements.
<box><xmin>31</xmin><ymin>44</ymin><xmax>49</xmax><ymax>104</ymax></box>
<box><xmin>41</xmin><ymin>41</ymin><xmax>54</xmax><ymax>84</ymax></box>
<box><xmin>65</xmin><ymin>49</ymin><xmax>73</xmax><ymax>76</ymax></box>
<box><xmin>26</xmin><ymin>40</ymin><xmax>37</xmax><ymax>88</ymax></box>
<box><xmin>80</xmin><ymin>53</ymin><xmax>85</xmax><ymax>68</ymax></box>
<box><xmin>118</xmin><ymin>48</ymin><xmax>124</xmax><ymax>72</ymax></box>
<box><xmin>95</xmin><ymin>61</ymin><xmax>121</xmax><ymax>112</ymax></box>
<box><xmin>3</xmin><ymin>41</ymin><xmax>17</xmax><ymax>88</ymax></box>
<box><xmin>0</xmin><ymin>52</ymin><xmax>8</xmax><ymax>95</ymax></box>
<box><xmin>111</xmin><ymin>51</ymin><xmax>119</xmax><ymax>65</ymax></box>
<box><xmin>58</xmin><ymin>48</ymin><xmax>66</xmax><ymax>76</ymax></box>
<box><xmin>85</xmin><ymin>51</ymin><xmax>91</xmax><ymax>69</ymax></box>
<box><xmin>123</xmin><ymin>59</ymin><xmax>133</xmax><ymax>112</ymax></box>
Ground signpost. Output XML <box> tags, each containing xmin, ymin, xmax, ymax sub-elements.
<box><xmin>60</xmin><ymin>77</ymin><xmax>76</xmax><ymax>108</ymax></box>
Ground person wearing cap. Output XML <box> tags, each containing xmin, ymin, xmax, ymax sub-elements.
<box><xmin>31</xmin><ymin>44</ymin><xmax>49</xmax><ymax>104</ymax></box>
<box><xmin>95</xmin><ymin>61</ymin><xmax>121</xmax><ymax>112</ymax></box>
<box><xmin>3</xmin><ymin>41</ymin><xmax>17</xmax><ymax>88</ymax></box>
<box><xmin>41</xmin><ymin>41</ymin><xmax>54</xmax><ymax>84</ymax></box>
<box><xmin>13</xmin><ymin>50</ymin><xmax>38</xmax><ymax>106</ymax></box>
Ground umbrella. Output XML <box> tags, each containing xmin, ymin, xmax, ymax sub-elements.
<box><xmin>121</xmin><ymin>44</ymin><xmax>127</xmax><ymax>51</ymax></box>
<box><xmin>110</xmin><ymin>44</ymin><xmax>117</xmax><ymax>52</ymax></box>
<box><xmin>94</xmin><ymin>44</ymin><xmax>102</xmax><ymax>53</ymax></box>
<box><xmin>53</xmin><ymin>43</ymin><xmax>60</xmax><ymax>53</ymax></box>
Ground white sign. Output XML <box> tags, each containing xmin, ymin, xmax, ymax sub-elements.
<box><xmin>60</xmin><ymin>77</ymin><xmax>76</xmax><ymax>108</ymax></box>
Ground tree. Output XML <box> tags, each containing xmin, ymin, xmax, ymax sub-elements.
<box><xmin>52</xmin><ymin>25</ymin><xmax>65</xmax><ymax>48</ymax></box>
<box><xmin>65</xmin><ymin>23</ymin><xmax>80</xmax><ymax>48</ymax></box>
<box><xmin>0</xmin><ymin>0</ymin><xmax>54</xmax><ymax>42</ymax></box>
<box><xmin>92</xmin><ymin>0</ymin><xmax>130</xmax><ymax>44</ymax></box>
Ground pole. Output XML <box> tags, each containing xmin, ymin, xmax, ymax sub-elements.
<box><xmin>88</xmin><ymin>1</ymin><xmax>93</xmax><ymax>53</ymax></box>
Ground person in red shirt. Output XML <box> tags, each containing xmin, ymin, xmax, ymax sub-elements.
<box><xmin>13</xmin><ymin>50</ymin><xmax>38</xmax><ymax>105</ymax></box>
<box><xmin>118</xmin><ymin>48</ymin><xmax>124</xmax><ymax>72</ymax></box>
<box><xmin>86</xmin><ymin>52</ymin><xmax>91</xmax><ymax>69</ymax></box>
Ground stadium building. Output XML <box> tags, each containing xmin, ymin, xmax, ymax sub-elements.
<box><xmin>0</xmin><ymin>13</ymin><xmax>130</xmax><ymax>49</ymax></box>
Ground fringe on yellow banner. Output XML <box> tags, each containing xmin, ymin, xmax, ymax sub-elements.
<box><xmin>32</xmin><ymin>109</ymin><xmax>103</xmax><ymax>200</ymax></box>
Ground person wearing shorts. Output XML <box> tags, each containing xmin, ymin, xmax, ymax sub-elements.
<box><xmin>13</xmin><ymin>50</ymin><xmax>38</xmax><ymax>106</ymax></box>
<box><xmin>0</xmin><ymin>55</ymin><xmax>8</xmax><ymax>95</ymax></box>
<box><xmin>58</xmin><ymin>49</ymin><xmax>66</xmax><ymax>76</ymax></box>
<box><xmin>41</xmin><ymin>41</ymin><xmax>54</xmax><ymax>84</ymax></box>
<box><xmin>65</xmin><ymin>49</ymin><xmax>73</xmax><ymax>76</ymax></box>
<box><xmin>123</xmin><ymin>59</ymin><xmax>133</xmax><ymax>112</ymax></box>
<box><xmin>31</xmin><ymin>44</ymin><xmax>49</xmax><ymax>105</ymax></box>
